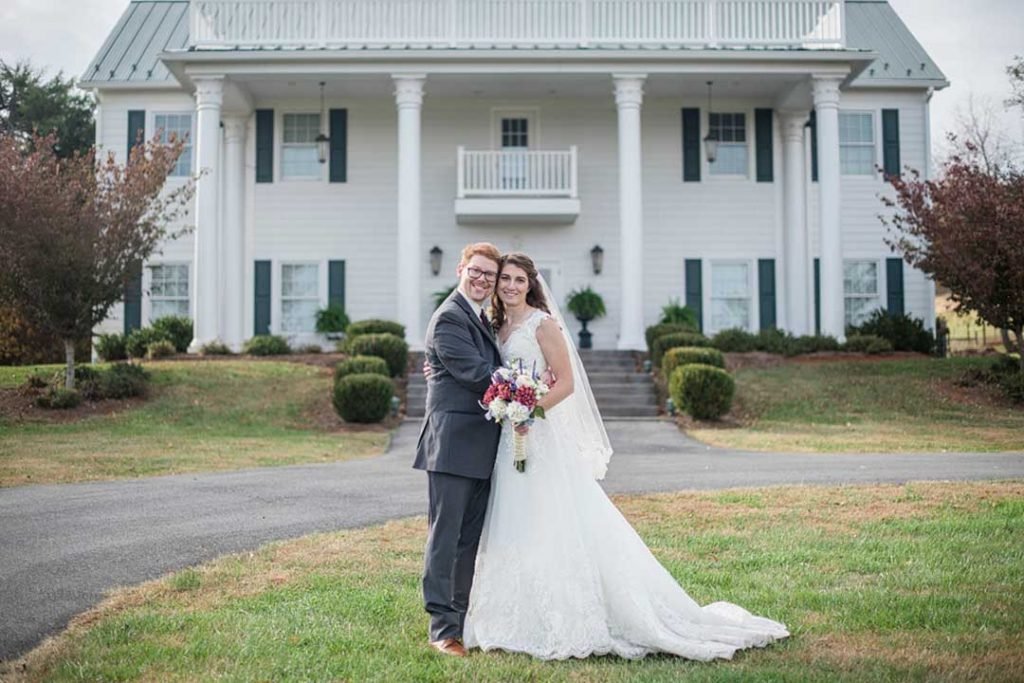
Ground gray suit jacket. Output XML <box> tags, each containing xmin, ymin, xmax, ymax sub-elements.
<box><xmin>413</xmin><ymin>291</ymin><xmax>503</xmax><ymax>480</ymax></box>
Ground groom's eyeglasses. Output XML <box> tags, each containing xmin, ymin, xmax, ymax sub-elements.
<box><xmin>466</xmin><ymin>266</ymin><xmax>498</xmax><ymax>283</ymax></box>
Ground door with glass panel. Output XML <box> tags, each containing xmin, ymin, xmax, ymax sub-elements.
<box><xmin>499</xmin><ymin>116</ymin><xmax>530</xmax><ymax>190</ymax></box>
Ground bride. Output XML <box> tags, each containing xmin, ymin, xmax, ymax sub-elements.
<box><xmin>462</xmin><ymin>252</ymin><xmax>789</xmax><ymax>661</ymax></box>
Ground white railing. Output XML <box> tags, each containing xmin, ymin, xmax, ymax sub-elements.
<box><xmin>457</xmin><ymin>147</ymin><xmax>578</xmax><ymax>198</ymax></box>
<box><xmin>189</xmin><ymin>0</ymin><xmax>845</xmax><ymax>50</ymax></box>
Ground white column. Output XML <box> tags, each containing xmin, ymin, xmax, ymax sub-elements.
<box><xmin>779</xmin><ymin>109</ymin><xmax>810</xmax><ymax>336</ymax></box>
<box><xmin>813</xmin><ymin>76</ymin><xmax>845</xmax><ymax>340</ymax></box>
<box><xmin>613</xmin><ymin>74</ymin><xmax>646</xmax><ymax>350</ymax></box>
<box><xmin>189</xmin><ymin>76</ymin><xmax>224</xmax><ymax>352</ymax></box>
<box><xmin>394</xmin><ymin>75</ymin><xmax>425</xmax><ymax>350</ymax></box>
<box><xmin>221</xmin><ymin>114</ymin><xmax>247</xmax><ymax>350</ymax></box>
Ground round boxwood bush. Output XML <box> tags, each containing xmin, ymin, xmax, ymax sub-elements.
<box><xmin>651</xmin><ymin>331</ymin><xmax>711</xmax><ymax>368</ymax></box>
<box><xmin>146</xmin><ymin>339</ymin><xmax>177</xmax><ymax>359</ymax></box>
<box><xmin>125</xmin><ymin>327</ymin><xmax>172</xmax><ymax>358</ymax></box>
<box><xmin>200</xmin><ymin>341</ymin><xmax>233</xmax><ymax>356</ymax></box>
<box><xmin>335</xmin><ymin>355</ymin><xmax>390</xmax><ymax>381</ymax></box>
<box><xmin>36</xmin><ymin>387</ymin><xmax>82</xmax><ymax>409</ymax></box>
<box><xmin>844</xmin><ymin>334</ymin><xmax>894</xmax><ymax>355</ymax></box>
<box><xmin>711</xmin><ymin>328</ymin><xmax>760</xmax><ymax>353</ymax></box>
<box><xmin>346</xmin><ymin>333</ymin><xmax>409</xmax><ymax>377</ymax></box>
<box><xmin>662</xmin><ymin>346</ymin><xmax>726</xmax><ymax>379</ymax></box>
<box><xmin>100</xmin><ymin>362</ymin><xmax>150</xmax><ymax>399</ymax></box>
<box><xmin>785</xmin><ymin>334</ymin><xmax>841</xmax><ymax>357</ymax></box>
<box><xmin>333</xmin><ymin>373</ymin><xmax>394</xmax><ymax>423</ymax></box>
<box><xmin>95</xmin><ymin>333</ymin><xmax>128</xmax><ymax>362</ymax></box>
<box><xmin>848</xmin><ymin>309</ymin><xmax>933</xmax><ymax>354</ymax></box>
<box><xmin>645</xmin><ymin>322</ymin><xmax>697</xmax><ymax>353</ymax></box>
<box><xmin>151</xmin><ymin>316</ymin><xmax>193</xmax><ymax>353</ymax></box>
<box><xmin>669</xmin><ymin>363</ymin><xmax>735</xmax><ymax>421</ymax></box>
<box><xmin>346</xmin><ymin>319</ymin><xmax>406</xmax><ymax>340</ymax></box>
<box><xmin>243</xmin><ymin>335</ymin><xmax>291</xmax><ymax>356</ymax></box>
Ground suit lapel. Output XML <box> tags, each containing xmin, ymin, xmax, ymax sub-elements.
<box><xmin>452</xmin><ymin>291</ymin><xmax>500</xmax><ymax>356</ymax></box>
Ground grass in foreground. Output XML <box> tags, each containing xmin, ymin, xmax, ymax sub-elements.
<box><xmin>7</xmin><ymin>482</ymin><xmax>1024</xmax><ymax>682</ymax></box>
<box><xmin>0</xmin><ymin>361</ymin><xmax>389</xmax><ymax>487</ymax></box>
<box><xmin>689</xmin><ymin>357</ymin><xmax>1024</xmax><ymax>452</ymax></box>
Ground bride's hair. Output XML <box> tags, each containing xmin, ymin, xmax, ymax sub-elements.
<box><xmin>491</xmin><ymin>252</ymin><xmax>550</xmax><ymax>329</ymax></box>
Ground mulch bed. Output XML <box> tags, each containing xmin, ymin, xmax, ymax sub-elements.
<box><xmin>0</xmin><ymin>385</ymin><xmax>145</xmax><ymax>425</ymax></box>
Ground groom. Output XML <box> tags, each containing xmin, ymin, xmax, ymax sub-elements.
<box><xmin>413</xmin><ymin>242</ymin><xmax>504</xmax><ymax>657</ymax></box>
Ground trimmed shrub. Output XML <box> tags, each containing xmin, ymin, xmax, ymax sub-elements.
<box><xmin>663</xmin><ymin>346</ymin><xmax>726</xmax><ymax>380</ymax></box>
<box><xmin>200</xmin><ymin>341</ymin><xmax>233</xmax><ymax>356</ymax></box>
<box><xmin>295</xmin><ymin>344</ymin><xmax>323</xmax><ymax>354</ymax></box>
<box><xmin>146</xmin><ymin>339</ymin><xmax>177</xmax><ymax>359</ymax></box>
<box><xmin>711</xmin><ymin>328</ymin><xmax>760</xmax><ymax>353</ymax></box>
<box><xmin>346</xmin><ymin>319</ymin><xmax>406</xmax><ymax>340</ymax></box>
<box><xmin>997</xmin><ymin>371</ymin><xmax>1024</xmax><ymax>404</ymax></box>
<box><xmin>669</xmin><ymin>364</ymin><xmax>735</xmax><ymax>421</ymax></box>
<box><xmin>151</xmin><ymin>316</ymin><xmax>193</xmax><ymax>353</ymax></box>
<box><xmin>346</xmin><ymin>333</ymin><xmax>409</xmax><ymax>377</ymax></box>
<box><xmin>332</xmin><ymin>373</ymin><xmax>394</xmax><ymax>423</ymax></box>
<box><xmin>126</xmin><ymin>327</ymin><xmax>172</xmax><ymax>358</ymax></box>
<box><xmin>243</xmin><ymin>335</ymin><xmax>291</xmax><ymax>356</ymax></box>
<box><xmin>844</xmin><ymin>334</ymin><xmax>894</xmax><ymax>355</ymax></box>
<box><xmin>651</xmin><ymin>331</ymin><xmax>711</xmax><ymax>368</ymax></box>
<box><xmin>849</xmin><ymin>309</ymin><xmax>933</xmax><ymax>354</ymax></box>
<box><xmin>100</xmin><ymin>363</ymin><xmax>149</xmax><ymax>399</ymax></box>
<box><xmin>95</xmin><ymin>333</ymin><xmax>128</xmax><ymax>362</ymax></box>
<box><xmin>754</xmin><ymin>328</ymin><xmax>793</xmax><ymax>355</ymax></box>
<box><xmin>785</xmin><ymin>335</ymin><xmax>841</xmax><ymax>357</ymax></box>
<box><xmin>645</xmin><ymin>322</ymin><xmax>698</xmax><ymax>353</ymax></box>
<box><xmin>36</xmin><ymin>387</ymin><xmax>82</xmax><ymax>409</ymax></box>
<box><xmin>335</xmin><ymin>355</ymin><xmax>390</xmax><ymax>381</ymax></box>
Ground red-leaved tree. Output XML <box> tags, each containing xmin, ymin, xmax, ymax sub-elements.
<box><xmin>882</xmin><ymin>147</ymin><xmax>1024</xmax><ymax>368</ymax></box>
<box><xmin>0</xmin><ymin>133</ymin><xmax>195</xmax><ymax>389</ymax></box>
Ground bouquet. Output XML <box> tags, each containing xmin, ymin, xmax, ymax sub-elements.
<box><xmin>480</xmin><ymin>359</ymin><xmax>550</xmax><ymax>472</ymax></box>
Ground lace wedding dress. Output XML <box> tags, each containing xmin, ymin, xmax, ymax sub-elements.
<box><xmin>462</xmin><ymin>309</ymin><xmax>789</xmax><ymax>661</ymax></box>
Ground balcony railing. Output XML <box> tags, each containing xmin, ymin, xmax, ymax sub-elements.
<box><xmin>189</xmin><ymin>0</ymin><xmax>845</xmax><ymax>50</ymax></box>
<box><xmin>457</xmin><ymin>147</ymin><xmax>578</xmax><ymax>198</ymax></box>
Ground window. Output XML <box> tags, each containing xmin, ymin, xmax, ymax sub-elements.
<box><xmin>839</xmin><ymin>112</ymin><xmax>875</xmax><ymax>175</ymax></box>
<box><xmin>149</xmin><ymin>264</ymin><xmax>189</xmax><ymax>320</ymax></box>
<box><xmin>709</xmin><ymin>113</ymin><xmax>748</xmax><ymax>176</ymax></box>
<box><xmin>154</xmin><ymin>114</ymin><xmax>193</xmax><ymax>177</ymax></box>
<box><xmin>281</xmin><ymin>263</ymin><xmax>320</xmax><ymax>332</ymax></box>
<box><xmin>844</xmin><ymin>260</ymin><xmax>879</xmax><ymax>327</ymax></box>
<box><xmin>711</xmin><ymin>262</ymin><xmax>751</xmax><ymax>332</ymax></box>
<box><xmin>282</xmin><ymin>113</ymin><xmax>321</xmax><ymax>179</ymax></box>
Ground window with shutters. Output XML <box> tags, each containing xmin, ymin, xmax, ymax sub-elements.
<box><xmin>709</xmin><ymin>113</ymin><xmax>748</xmax><ymax>176</ymax></box>
<box><xmin>844</xmin><ymin>260</ymin><xmax>880</xmax><ymax>327</ymax></box>
<box><xmin>839</xmin><ymin>112</ymin><xmax>875</xmax><ymax>175</ymax></box>
<box><xmin>282</xmin><ymin>113</ymin><xmax>322</xmax><ymax>180</ymax></box>
<box><xmin>149</xmin><ymin>264</ymin><xmax>190</xmax><ymax>320</ymax></box>
<box><xmin>153</xmin><ymin>113</ymin><xmax>193</xmax><ymax>177</ymax></box>
<box><xmin>281</xmin><ymin>263</ymin><xmax>320</xmax><ymax>332</ymax></box>
<box><xmin>710</xmin><ymin>261</ymin><xmax>752</xmax><ymax>333</ymax></box>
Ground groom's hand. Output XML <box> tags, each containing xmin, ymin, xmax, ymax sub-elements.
<box><xmin>422</xmin><ymin>360</ymin><xmax>433</xmax><ymax>379</ymax></box>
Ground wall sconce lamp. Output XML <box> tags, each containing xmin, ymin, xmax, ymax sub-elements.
<box><xmin>429</xmin><ymin>245</ymin><xmax>444</xmax><ymax>276</ymax></box>
<box><xmin>590</xmin><ymin>244</ymin><xmax>604</xmax><ymax>275</ymax></box>
<box><xmin>316</xmin><ymin>81</ymin><xmax>330</xmax><ymax>164</ymax></box>
<box><xmin>703</xmin><ymin>80</ymin><xmax>718</xmax><ymax>164</ymax></box>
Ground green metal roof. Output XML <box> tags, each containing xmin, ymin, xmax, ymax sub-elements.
<box><xmin>846</xmin><ymin>0</ymin><xmax>948</xmax><ymax>88</ymax></box>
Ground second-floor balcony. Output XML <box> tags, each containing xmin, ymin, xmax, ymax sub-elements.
<box><xmin>189</xmin><ymin>0</ymin><xmax>846</xmax><ymax>51</ymax></box>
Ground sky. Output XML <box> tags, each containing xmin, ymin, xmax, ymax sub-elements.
<box><xmin>1</xmin><ymin>0</ymin><xmax>1021</xmax><ymax>156</ymax></box>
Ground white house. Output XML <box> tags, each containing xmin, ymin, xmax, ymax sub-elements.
<box><xmin>82</xmin><ymin>0</ymin><xmax>948</xmax><ymax>351</ymax></box>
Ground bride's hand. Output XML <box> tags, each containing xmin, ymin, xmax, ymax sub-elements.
<box><xmin>514</xmin><ymin>423</ymin><xmax>530</xmax><ymax>435</ymax></box>
<box><xmin>541</xmin><ymin>368</ymin><xmax>556</xmax><ymax>387</ymax></box>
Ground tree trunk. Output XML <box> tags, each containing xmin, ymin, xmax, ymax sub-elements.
<box><xmin>64</xmin><ymin>338</ymin><xmax>76</xmax><ymax>390</ymax></box>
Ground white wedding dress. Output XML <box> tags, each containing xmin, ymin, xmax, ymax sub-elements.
<box><xmin>463</xmin><ymin>309</ymin><xmax>789</xmax><ymax>660</ymax></box>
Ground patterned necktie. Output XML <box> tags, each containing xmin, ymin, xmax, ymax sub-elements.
<box><xmin>479</xmin><ymin>309</ymin><xmax>491</xmax><ymax>334</ymax></box>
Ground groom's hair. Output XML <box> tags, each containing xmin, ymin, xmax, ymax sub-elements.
<box><xmin>459</xmin><ymin>242</ymin><xmax>501</xmax><ymax>267</ymax></box>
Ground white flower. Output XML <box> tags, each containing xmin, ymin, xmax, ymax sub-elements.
<box><xmin>516</xmin><ymin>373</ymin><xmax>533</xmax><ymax>388</ymax></box>
<box><xmin>488</xmin><ymin>398</ymin><xmax>508</xmax><ymax>420</ymax></box>
<box><xmin>505</xmin><ymin>401</ymin><xmax>530</xmax><ymax>425</ymax></box>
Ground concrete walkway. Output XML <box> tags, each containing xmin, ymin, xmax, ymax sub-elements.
<box><xmin>2</xmin><ymin>419</ymin><xmax>1022</xmax><ymax>661</ymax></box>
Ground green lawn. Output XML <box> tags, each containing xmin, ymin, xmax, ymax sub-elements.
<box><xmin>0</xmin><ymin>360</ymin><xmax>390</xmax><ymax>487</ymax></box>
<box><xmin>7</xmin><ymin>482</ymin><xmax>1022</xmax><ymax>682</ymax></box>
<box><xmin>688</xmin><ymin>357</ymin><xmax>1024</xmax><ymax>452</ymax></box>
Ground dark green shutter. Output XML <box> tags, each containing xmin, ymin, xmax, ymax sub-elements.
<box><xmin>813</xmin><ymin>258</ymin><xmax>821</xmax><ymax>335</ymax></box>
<box><xmin>681</xmin><ymin>108</ymin><xmax>701</xmax><ymax>182</ymax></box>
<box><xmin>886</xmin><ymin>258</ymin><xmax>905</xmax><ymax>316</ymax></box>
<box><xmin>254</xmin><ymin>260</ymin><xmax>271</xmax><ymax>335</ymax></box>
<box><xmin>755</xmin><ymin>109</ymin><xmax>774</xmax><ymax>183</ymax></box>
<box><xmin>329</xmin><ymin>109</ymin><xmax>347</xmax><ymax>183</ymax></box>
<box><xmin>809</xmin><ymin>110</ymin><xmax>818</xmax><ymax>182</ymax></box>
<box><xmin>882</xmin><ymin>109</ymin><xmax>901</xmax><ymax>176</ymax></box>
<box><xmin>123</xmin><ymin>261</ymin><xmax>142</xmax><ymax>334</ymax></box>
<box><xmin>255</xmin><ymin>110</ymin><xmax>274</xmax><ymax>183</ymax></box>
<box><xmin>758</xmin><ymin>259</ymin><xmax>776</xmax><ymax>330</ymax></box>
<box><xmin>328</xmin><ymin>260</ymin><xmax>346</xmax><ymax>309</ymax></box>
<box><xmin>127</xmin><ymin>110</ymin><xmax>145</xmax><ymax>162</ymax></box>
<box><xmin>685</xmin><ymin>259</ymin><xmax>703</xmax><ymax>332</ymax></box>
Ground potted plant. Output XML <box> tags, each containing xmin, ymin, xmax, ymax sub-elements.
<box><xmin>565</xmin><ymin>286</ymin><xmax>606</xmax><ymax>349</ymax></box>
<box><xmin>315</xmin><ymin>303</ymin><xmax>350</xmax><ymax>341</ymax></box>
